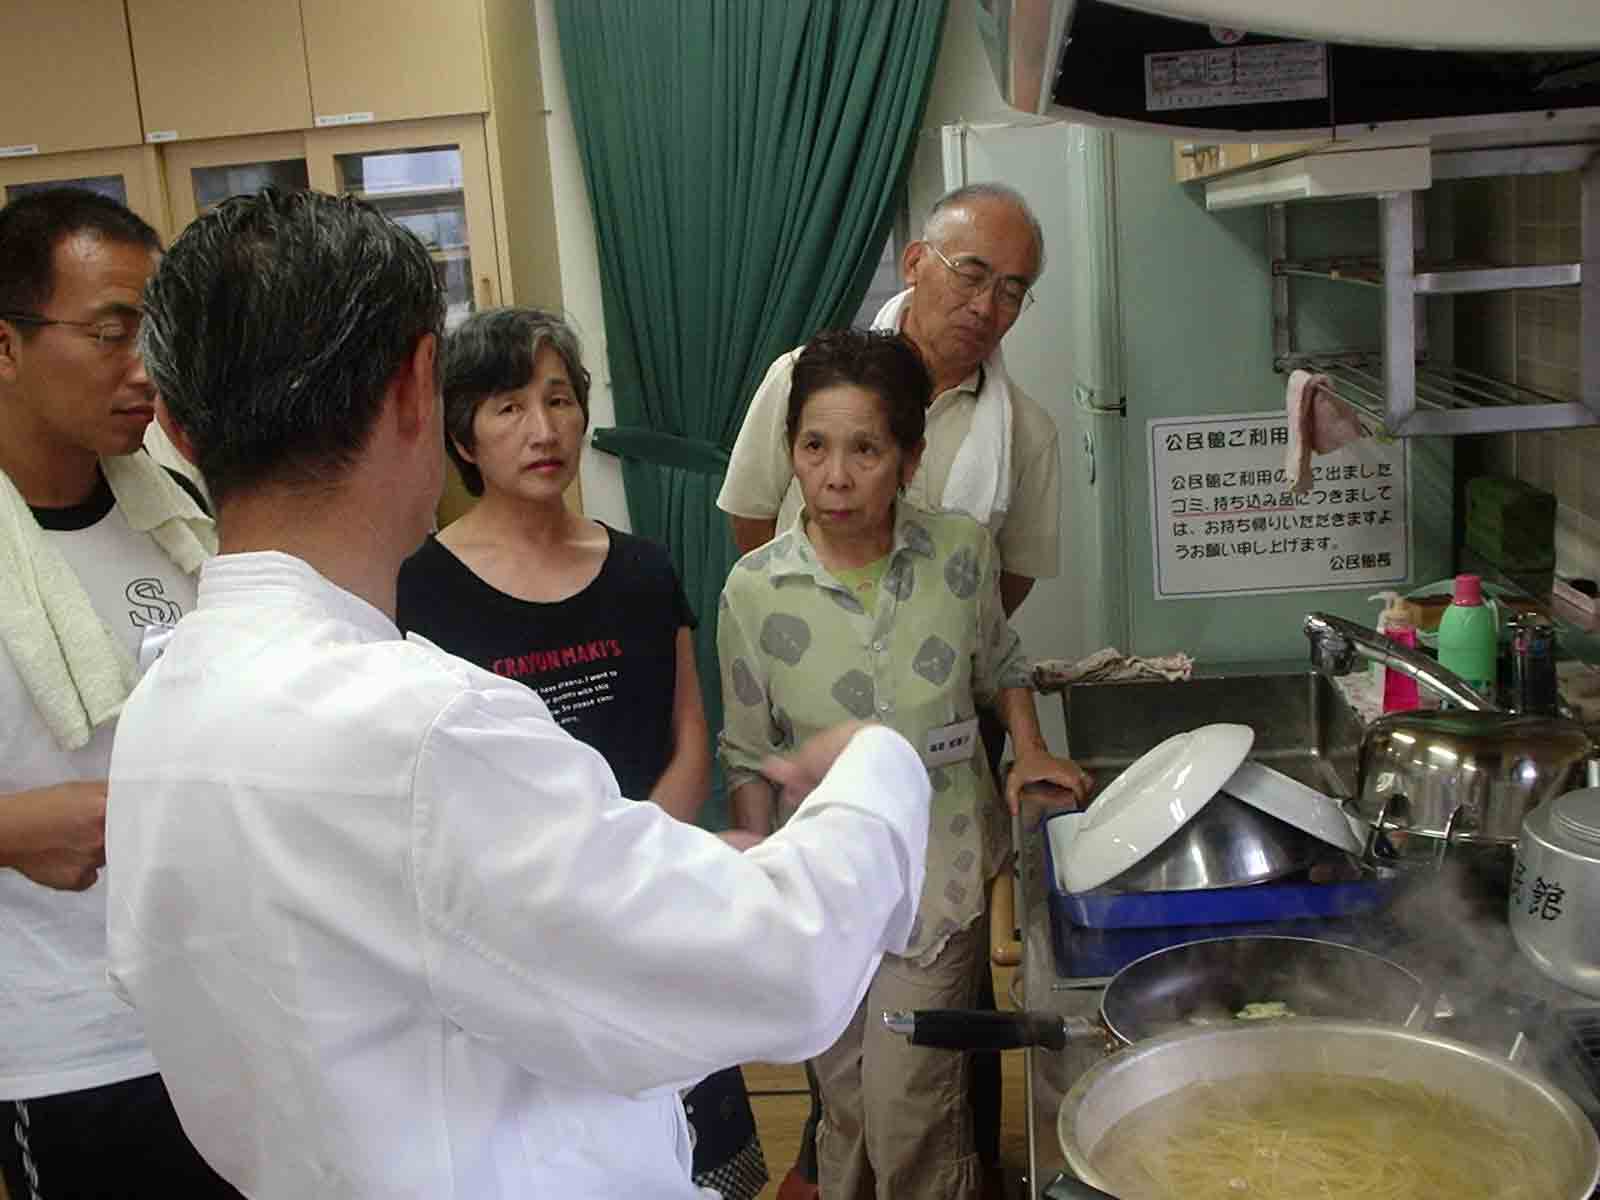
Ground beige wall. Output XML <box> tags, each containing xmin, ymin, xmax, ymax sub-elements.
<box><xmin>533</xmin><ymin>0</ymin><xmax>630</xmax><ymax>532</ymax></box>
<box><xmin>905</xmin><ymin>0</ymin><xmax>1057</xmax><ymax>233</ymax></box>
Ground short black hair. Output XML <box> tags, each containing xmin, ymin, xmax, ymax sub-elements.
<box><xmin>786</xmin><ymin>328</ymin><xmax>931</xmax><ymax>454</ymax></box>
<box><xmin>442</xmin><ymin>307</ymin><xmax>591</xmax><ymax>496</ymax></box>
<box><xmin>140</xmin><ymin>189</ymin><xmax>445</xmax><ymax>506</ymax></box>
<box><xmin>0</xmin><ymin>188</ymin><xmax>161</xmax><ymax>321</ymax></box>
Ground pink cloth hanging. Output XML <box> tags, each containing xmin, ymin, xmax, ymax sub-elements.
<box><xmin>1285</xmin><ymin>369</ymin><xmax>1366</xmax><ymax>495</ymax></box>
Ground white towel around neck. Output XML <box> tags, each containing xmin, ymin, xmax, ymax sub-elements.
<box><xmin>0</xmin><ymin>452</ymin><xmax>215</xmax><ymax>750</ymax></box>
<box><xmin>870</xmin><ymin>288</ymin><xmax>1013</xmax><ymax>527</ymax></box>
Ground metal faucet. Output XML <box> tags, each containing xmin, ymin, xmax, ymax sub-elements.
<box><xmin>1303</xmin><ymin>612</ymin><xmax>1496</xmax><ymax>712</ymax></box>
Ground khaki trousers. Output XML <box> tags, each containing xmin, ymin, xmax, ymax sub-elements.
<box><xmin>812</xmin><ymin>922</ymin><xmax>984</xmax><ymax>1200</ymax></box>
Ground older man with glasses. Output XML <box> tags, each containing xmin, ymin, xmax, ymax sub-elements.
<box><xmin>0</xmin><ymin>188</ymin><xmax>234</xmax><ymax>1197</ymax></box>
<box><xmin>718</xmin><ymin>183</ymin><xmax>1062</xmax><ymax>1198</ymax></box>
<box><xmin>720</xmin><ymin>181</ymin><xmax>1059</xmax><ymax>618</ymax></box>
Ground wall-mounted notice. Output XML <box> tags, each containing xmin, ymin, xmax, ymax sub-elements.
<box><xmin>1145</xmin><ymin>41</ymin><xmax>1327</xmax><ymax>112</ymax></box>
<box><xmin>1148</xmin><ymin>412</ymin><xmax>1409</xmax><ymax>600</ymax></box>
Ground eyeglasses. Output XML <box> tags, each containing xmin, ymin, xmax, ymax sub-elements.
<box><xmin>926</xmin><ymin>246</ymin><xmax>1035</xmax><ymax>315</ymax></box>
<box><xmin>0</xmin><ymin>311</ymin><xmax>142</xmax><ymax>349</ymax></box>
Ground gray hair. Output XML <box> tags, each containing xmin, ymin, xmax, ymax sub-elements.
<box><xmin>140</xmin><ymin>188</ymin><xmax>445</xmax><ymax>506</ymax></box>
<box><xmin>923</xmin><ymin>182</ymin><xmax>1046</xmax><ymax>277</ymax></box>
<box><xmin>442</xmin><ymin>307</ymin><xmax>591</xmax><ymax>497</ymax></box>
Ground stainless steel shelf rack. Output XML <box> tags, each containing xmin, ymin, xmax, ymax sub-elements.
<box><xmin>1270</xmin><ymin>143</ymin><xmax>1600</xmax><ymax>436</ymax></box>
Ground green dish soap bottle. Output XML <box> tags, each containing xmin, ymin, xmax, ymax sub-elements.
<box><xmin>1436</xmin><ymin>573</ymin><xmax>1498</xmax><ymax>704</ymax></box>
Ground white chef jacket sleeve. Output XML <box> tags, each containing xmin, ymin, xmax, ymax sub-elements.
<box><xmin>412</xmin><ymin>681</ymin><xmax>929</xmax><ymax>1097</ymax></box>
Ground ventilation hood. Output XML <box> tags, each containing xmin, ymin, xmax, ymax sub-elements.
<box><xmin>983</xmin><ymin>0</ymin><xmax>1600</xmax><ymax>140</ymax></box>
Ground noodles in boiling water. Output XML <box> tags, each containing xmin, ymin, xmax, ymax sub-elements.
<box><xmin>1086</xmin><ymin>1073</ymin><xmax>1559</xmax><ymax>1199</ymax></box>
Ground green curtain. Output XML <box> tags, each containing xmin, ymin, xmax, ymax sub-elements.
<box><xmin>557</xmin><ymin>0</ymin><xmax>947</xmax><ymax>828</ymax></box>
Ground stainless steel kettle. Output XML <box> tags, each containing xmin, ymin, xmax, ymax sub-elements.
<box><xmin>1351</xmin><ymin>710</ymin><xmax>1594</xmax><ymax>869</ymax></box>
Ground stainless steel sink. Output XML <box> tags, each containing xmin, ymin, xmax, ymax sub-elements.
<box><xmin>1057</xmin><ymin>670</ymin><xmax>1364</xmax><ymax>801</ymax></box>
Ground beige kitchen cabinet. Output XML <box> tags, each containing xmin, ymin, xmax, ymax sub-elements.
<box><xmin>0</xmin><ymin>146</ymin><xmax>168</xmax><ymax>241</ymax></box>
<box><xmin>127</xmin><ymin>0</ymin><xmax>314</xmax><ymax>143</ymax></box>
<box><xmin>479</xmin><ymin>0</ymin><xmax>563</xmax><ymax>312</ymax></box>
<box><xmin>302</xmin><ymin>0</ymin><xmax>489</xmax><ymax>128</ymax></box>
<box><xmin>0</xmin><ymin>1</ymin><xmax>141</xmax><ymax>156</ymax></box>
<box><xmin>1173</xmin><ymin>141</ymin><xmax>1251</xmax><ymax>182</ymax></box>
<box><xmin>305</xmin><ymin>114</ymin><xmax>523</xmax><ymax>526</ymax></box>
<box><xmin>307</xmin><ymin>117</ymin><xmax>501</xmax><ymax>329</ymax></box>
<box><xmin>161</xmin><ymin>133</ymin><xmax>311</xmax><ymax>231</ymax></box>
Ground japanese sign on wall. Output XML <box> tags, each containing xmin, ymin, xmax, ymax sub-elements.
<box><xmin>1144</xmin><ymin>41</ymin><xmax>1327</xmax><ymax>112</ymax></box>
<box><xmin>1148</xmin><ymin>411</ymin><xmax>1410</xmax><ymax>600</ymax></box>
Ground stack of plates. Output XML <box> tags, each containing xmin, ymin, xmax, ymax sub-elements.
<box><xmin>1056</xmin><ymin>725</ymin><xmax>1363</xmax><ymax>896</ymax></box>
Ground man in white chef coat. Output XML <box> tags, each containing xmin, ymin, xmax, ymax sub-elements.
<box><xmin>105</xmin><ymin>188</ymin><xmax>933</xmax><ymax>1200</ymax></box>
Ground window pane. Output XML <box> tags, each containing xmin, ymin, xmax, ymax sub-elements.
<box><xmin>337</xmin><ymin>146</ymin><xmax>474</xmax><ymax>328</ymax></box>
<box><xmin>192</xmin><ymin>159</ymin><xmax>309</xmax><ymax>214</ymax></box>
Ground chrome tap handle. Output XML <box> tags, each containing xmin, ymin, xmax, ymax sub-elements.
<box><xmin>1303</xmin><ymin>612</ymin><xmax>1497</xmax><ymax>712</ymax></box>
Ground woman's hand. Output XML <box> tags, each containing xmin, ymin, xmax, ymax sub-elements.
<box><xmin>1004</xmin><ymin>748</ymin><xmax>1092</xmax><ymax>819</ymax></box>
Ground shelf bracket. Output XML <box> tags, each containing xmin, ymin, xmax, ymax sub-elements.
<box><xmin>1382</xmin><ymin>191</ymin><xmax>1418</xmax><ymax>432</ymax></box>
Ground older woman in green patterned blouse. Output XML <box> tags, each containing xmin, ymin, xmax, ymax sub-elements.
<box><xmin>717</xmin><ymin>328</ymin><xmax>1089</xmax><ymax>1200</ymax></box>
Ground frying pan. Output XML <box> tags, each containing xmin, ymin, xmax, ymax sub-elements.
<box><xmin>884</xmin><ymin>934</ymin><xmax>1424</xmax><ymax>1053</ymax></box>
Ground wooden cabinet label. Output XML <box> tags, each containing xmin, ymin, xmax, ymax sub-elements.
<box><xmin>146</xmin><ymin>130</ymin><xmax>178</xmax><ymax>144</ymax></box>
<box><xmin>0</xmin><ymin>144</ymin><xmax>40</xmax><ymax>158</ymax></box>
<box><xmin>315</xmin><ymin>112</ymin><xmax>375</xmax><ymax>128</ymax></box>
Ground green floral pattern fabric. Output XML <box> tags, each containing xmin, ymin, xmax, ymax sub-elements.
<box><xmin>718</xmin><ymin>503</ymin><xmax>1029</xmax><ymax>965</ymax></box>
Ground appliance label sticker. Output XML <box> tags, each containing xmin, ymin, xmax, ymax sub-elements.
<box><xmin>315</xmin><ymin>112</ymin><xmax>376</xmax><ymax>128</ymax></box>
<box><xmin>1145</xmin><ymin>42</ymin><xmax>1327</xmax><ymax>112</ymax></box>
<box><xmin>0</xmin><ymin>144</ymin><xmax>40</xmax><ymax>158</ymax></box>
<box><xmin>1147</xmin><ymin>411</ymin><xmax>1410</xmax><ymax>600</ymax></box>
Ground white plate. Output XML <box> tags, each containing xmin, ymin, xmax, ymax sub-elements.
<box><xmin>1222</xmin><ymin>760</ymin><xmax>1364</xmax><ymax>855</ymax></box>
<box><xmin>1060</xmin><ymin>724</ymin><xmax>1255</xmax><ymax>894</ymax></box>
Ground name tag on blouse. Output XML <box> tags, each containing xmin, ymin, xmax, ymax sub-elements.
<box><xmin>924</xmin><ymin>717</ymin><xmax>979</xmax><ymax>767</ymax></box>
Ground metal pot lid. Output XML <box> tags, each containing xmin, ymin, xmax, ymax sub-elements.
<box><xmin>1552</xmin><ymin>788</ymin><xmax>1600</xmax><ymax>849</ymax></box>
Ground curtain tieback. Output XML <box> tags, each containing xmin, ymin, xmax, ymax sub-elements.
<box><xmin>590</xmin><ymin>427</ymin><xmax>731</xmax><ymax>475</ymax></box>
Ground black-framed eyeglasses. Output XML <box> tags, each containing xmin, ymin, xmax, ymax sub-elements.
<box><xmin>926</xmin><ymin>246</ymin><xmax>1035</xmax><ymax>315</ymax></box>
<box><xmin>0</xmin><ymin>311</ymin><xmax>142</xmax><ymax>349</ymax></box>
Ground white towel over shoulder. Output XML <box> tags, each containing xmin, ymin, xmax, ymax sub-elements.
<box><xmin>0</xmin><ymin>453</ymin><xmax>215</xmax><ymax>750</ymax></box>
<box><xmin>871</xmin><ymin>288</ymin><xmax>1013</xmax><ymax>527</ymax></box>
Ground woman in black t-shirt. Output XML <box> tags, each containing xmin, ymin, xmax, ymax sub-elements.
<box><xmin>396</xmin><ymin>308</ymin><xmax>768</xmax><ymax>1200</ymax></box>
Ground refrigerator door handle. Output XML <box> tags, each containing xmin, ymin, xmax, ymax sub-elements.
<box><xmin>1073</xmin><ymin>383</ymin><xmax>1125</xmax><ymax>415</ymax></box>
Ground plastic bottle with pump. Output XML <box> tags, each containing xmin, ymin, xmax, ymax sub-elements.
<box><xmin>1436</xmin><ymin>573</ymin><xmax>1499</xmax><ymax>704</ymax></box>
<box><xmin>1369</xmin><ymin>591</ymin><xmax>1421</xmax><ymax>713</ymax></box>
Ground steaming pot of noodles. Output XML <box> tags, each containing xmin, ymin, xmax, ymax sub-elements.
<box><xmin>1056</xmin><ymin>1019</ymin><xmax>1600</xmax><ymax>1200</ymax></box>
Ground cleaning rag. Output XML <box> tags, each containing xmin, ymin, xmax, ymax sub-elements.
<box><xmin>1285</xmin><ymin>369</ymin><xmax>1366</xmax><ymax>495</ymax></box>
<box><xmin>1032</xmin><ymin>647</ymin><xmax>1195</xmax><ymax>692</ymax></box>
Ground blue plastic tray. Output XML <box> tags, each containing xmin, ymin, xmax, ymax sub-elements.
<box><xmin>1043</xmin><ymin>814</ymin><xmax>1401</xmax><ymax>932</ymax></box>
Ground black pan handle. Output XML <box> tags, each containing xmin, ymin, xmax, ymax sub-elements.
<box><xmin>1042</xmin><ymin>1173</ymin><xmax>1121</xmax><ymax>1200</ymax></box>
<box><xmin>882</xmin><ymin>1008</ymin><xmax>1092</xmax><ymax>1050</ymax></box>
